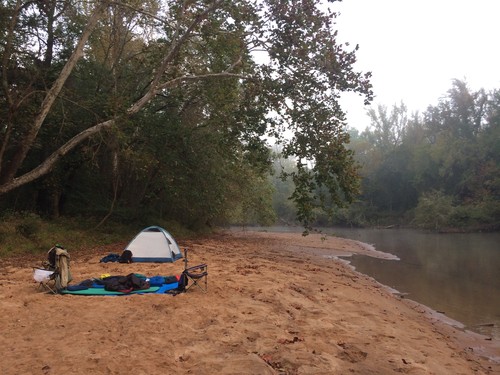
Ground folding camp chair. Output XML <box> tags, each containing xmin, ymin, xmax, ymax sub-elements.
<box><xmin>33</xmin><ymin>267</ymin><xmax>57</xmax><ymax>293</ymax></box>
<box><xmin>33</xmin><ymin>245</ymin><xmax>72</xmax><ymax>293</ymax></box>
<box><xmin>183</xmin><ymin>263</ymin><xmax>208</xmax><ymax>293</ymax></box>
<box><xmin>181</xmin><ymin>248</ymin><xmax>207</xmax><ymax>293</ymax></box>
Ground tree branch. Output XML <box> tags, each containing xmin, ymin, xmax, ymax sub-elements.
<box><xmin>0</xmin><ymin>0</ymin><xmax>23</xmax><ymax>172</ymax></box>
<box><xmin>157</xmin><ymin>71</ymin><xmax>247</xmax><ymax>91</ymax></box>
<box><xmin>1</xmin><ymin>0</ymin><xmax>110</xmax><ymax>183</ymax></box>
<box><xmin>128</xmin><ymin>0</ymin><xmax>223</xmax><ymax>114</ymax></box>
<box><xmin>0</xmin><ymin>0</ymin><xmax>245</xmax><ymax>195</ymax></box>
<box><xmin>0</xmin><ymin>119</ymin><xmax>116</xmax><ymax>194</ymax></box>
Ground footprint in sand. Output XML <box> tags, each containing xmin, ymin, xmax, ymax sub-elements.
<box><xmin>337</xmin><ymin>342</ymin><xmax>368</xmax><ymax>363</ymax></box>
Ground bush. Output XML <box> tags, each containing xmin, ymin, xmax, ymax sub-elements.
<box><xmin>448</xmin><ymin>199</ymin><xmax>500</xmax><ymax>229</ymax></box>
<box><xmin>328</xmin><ymin>205</ymin><xmax>367</xmax><ymax>227</ymax></box>
<box><xmin>448</xmin><ymin>205</ymin><xmax>472</xmax><ymax>227</ymax></box>
<box><xmin>414</xmin><ymin>191</ymin><xmax>453</xmax><ymax>230</ymax></box>
<box><xmin>15</xmin><ymin>213</ymin><xmax>42</xmax><ymax>239</ymax></box>
<box><xmin>0</xmin><ymin>215</ymin><xmax>137</xmax><ymax>257</ymax></box>
<box><xmin>414</xmin><ymin>191</ymin><xmax>500</xmax><ymax>231</ymax></box>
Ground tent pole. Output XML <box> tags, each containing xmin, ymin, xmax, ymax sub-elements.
<box><xmin>184</xmin><ymin>248</ymin><xmax>188</xmax><ymax>270</ymax></box>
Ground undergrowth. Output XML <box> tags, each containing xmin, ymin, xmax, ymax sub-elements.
<box><xmin>0</xmin><ymin>212</ymin><xmax>196</xmax><ymax>258</ymax></box>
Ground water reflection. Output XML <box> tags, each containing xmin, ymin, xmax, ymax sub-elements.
<box><xmin>330</xmin><ymin>228</ymin><xmax>500</xmax><ymax>339</ymax></box>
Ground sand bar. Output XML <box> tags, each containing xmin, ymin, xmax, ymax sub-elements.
<box><xmin>0</xmin><ymin>231</ymin><xmax>498</xmax><ymax>374</ymax></box>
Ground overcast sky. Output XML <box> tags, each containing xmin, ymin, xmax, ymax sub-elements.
<box><xmin>332</xmin><ymin>0</ymin><xmax>500</xmax><ymax>131</ymax></box>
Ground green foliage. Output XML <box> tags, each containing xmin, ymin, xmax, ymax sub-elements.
<box><xmin>270</xmin><ymin>156</ymin><xmax>298</xmax><ymax>224</ymax></box>
<box><xmin>0</xmin><ymin>214</ymin><xmax>151</xmax><ymax>257</ymax></box>
<box><xmin>414</xmin><ymin>191</ymin><xmax>453</xmax><ymax>230</ymax></box>
<box><xmin>329</xmin><ymin>204</ymin><xmax>369</xmax><ymax>228</ymax></box>
<box><xmin>1</xmin><ymin>0</ymin><xmax>371</xmax><ymax>231</ymax></box>
<box><xmin>260</xmin><ymin>0</ymin><xmax>371</xmax><ymax>225</ymax></box>
<box><xmin>348</xmin><ymin>80</ymin><xmax>499</xmax><ymax>231</ymax></box>
<box><xmin>448</xmin><ymin>199</ymin><xmax>500</xmax><ymax>229</ymax></box>
<box><xmin>2</xmin><ymin>2</ymin><xmax>497</xmax><ymax>233</ymax></box>
<box><xmin>15</xmin><ymin>212</ymin><xmax>42</xmax><ymax>239</ymax></box>
<box><xmin>270</xmin><ymin>150</ymin><xmax>363</xmax><ymax>228</ymax></box>
<box><xmin>414</xmin><ymin>192</ymin><xmax>500</xmax><ymax>231</ymax></box>
<box><xmin>0</xmin><ymin>212</ymin><xmax>48</xmax><ymax>254</ymax></box>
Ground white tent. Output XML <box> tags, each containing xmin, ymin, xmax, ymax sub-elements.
<box><xmin>125</xmin><ymin>226</ymin><xmax>183</xmax><ymax>263</ymax></box>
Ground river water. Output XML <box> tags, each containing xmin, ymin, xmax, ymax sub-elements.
<box><xmin>327</xmin><ymin>227</ymin><xmax>500</xmax><ymax>339</ymax></box>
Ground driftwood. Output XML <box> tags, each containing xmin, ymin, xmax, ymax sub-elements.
<box><xmin>474</xmin><ymin>323</ymin><xmax>495</xmax><ymax>327</ymax></box>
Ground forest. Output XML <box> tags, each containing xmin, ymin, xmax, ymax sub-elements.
<box><xmin>273</xmin><ymin>80</ymin><xmax>500</xmax><ymax>231</ymax></box>
<box><xmin>0</xmin><ymin>0</ymin><xmax>371</xmax><ymax>230</ymax></box>
<box><xmin>0</xmin><ymin>0</ymin><xmax>498</xmax><ymax>237</ymax></box>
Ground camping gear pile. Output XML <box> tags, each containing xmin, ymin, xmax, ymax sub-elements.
<box><xmin>61</xmin><ymin>273</ymin><xmax>183</xmax><ymax>295</ymax></box>
<box><xmin>32</xmin><ymin>226</ymin><xmax>207</xmax><ymax>295</ymax></box>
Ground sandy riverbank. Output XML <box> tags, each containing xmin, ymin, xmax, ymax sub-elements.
<box><xmin>0</xmin><ymin>230</ymin><xmax>498</xmax><ymax>374</ymax></box>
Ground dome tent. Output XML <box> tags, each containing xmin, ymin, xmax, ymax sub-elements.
<box><xmin>125</xmin><ymin>226</ymin><xmax>183</xmax><ymax>263</ymax></box>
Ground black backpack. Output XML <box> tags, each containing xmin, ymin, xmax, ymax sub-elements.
<box><xmin>177</xmin><ymin>272</ymin><xmax>188</xmax><ymax>292</ymax></box>
<box><xmin>119</xmin><ymin>250</ymin><xmax>133</xmax><ymax>263</ymax></box>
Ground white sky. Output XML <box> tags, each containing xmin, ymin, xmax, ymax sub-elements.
<box><xmin>333</xmin><ymin>0</ymin><xmax>500</xmax><ymax>131</ymax></box>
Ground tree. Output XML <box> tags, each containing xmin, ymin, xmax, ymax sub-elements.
<box><xmin>0</xmin><ymin>0</ymin><xmax>372</xmax><ymax>227</ymax></box>
<box><xmin>352</xmin><ymin>80</ymin><xmax>500</xmax><ymax>229</ymax></box>
<box><xmin>354</xmin><ymin>102</ymin><xmax>417</xmax><ymax>217</ymax></box>
<box><xmin>365</xmin><ymin>102</ymin><xmax>407</xmax><ymax>153</ymax></box>
<box><xmin>0</xmin><ymin>0</ymin><xmax>110</xmax><ymax>186</ymax></box>
<box><xmin>259</xmin><ymin>0</ymin><xmax>372</xmax><ymax>227</ymax></box>
<box><xmin>270</xmin><ymin>152</ymin><xmax>299</xmax><ymax>224</ymax></box>
<box><xmin>422</xmin><ymin>80</ymin><xmax>491</xmax><ymax>200</ymax></box>
<box><xmin>414</xmin><ymin>190</ymin><xmax>453</xmax><ymax>230</ymax></box>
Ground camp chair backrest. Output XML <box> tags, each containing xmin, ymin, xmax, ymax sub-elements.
<box><xmin>47</xmin><ymin>247</ymin><xmax>57</xmax><ymax>269</ymax></box>
<box><xmin>47</xmin><ymin>246</ymin><xmax>72</xmax><ymax>290</ymax></box>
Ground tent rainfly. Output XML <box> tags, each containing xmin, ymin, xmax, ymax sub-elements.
<box><xmin>125</xmin><ymin>226</ymin><xmax>183</xmax><ymax>263</ymax></box>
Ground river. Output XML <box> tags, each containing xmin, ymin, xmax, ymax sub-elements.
<box><xmin>326</xmin><ymin>227</ymin><xmax>500</xmax><ymax>339</ymax></box>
